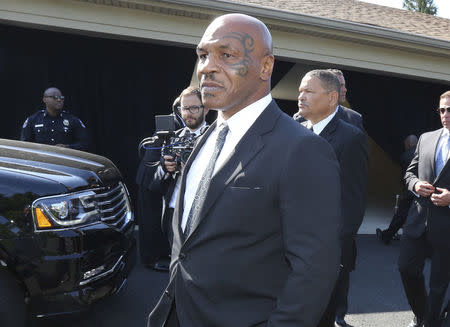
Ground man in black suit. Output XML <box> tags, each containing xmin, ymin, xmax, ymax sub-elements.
<box><xmin>400</xmin><ymin>90</ymin><xmax>450</xmax><ymax>327</ymax></box>
<box><xmin>296</xmin><ymin>70</ymin><xmax>368</xmax><ymax>327</ymax></box>
<box><xmin>328</xmin><ymin>68</ymin><xmax>364</xmax><ymax>326</ymax></box>
<box><xmin>148</xmin><ymin>13</ymin><xmax>342</xmax><ymax>327</ymax></box>
<box><xmin>150</xmin><ymin>86</ymin><xmax>208</xmax><ymax>247</ymax></box>
<box><xmin>377</xmin><ymin>135</ymin><xmax>418</xmax><ymax>244</ymax></box>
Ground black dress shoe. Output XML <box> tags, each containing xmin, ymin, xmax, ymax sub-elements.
<box><xmin>376</xmin><ymin>228</ymin><xmax>391</xmax><ymax>245</ymax></box>
<box><xmin>335</xmin><ymin>317</ymin><xmax>352</xmax><ymax>327</ymax></box>
<box><xmin>407</xmin><ymin>316</ymin><xmax>424</xmax><ymax>327</ymax></box>
<box><xmin>152</xmin><ymin>262</ymin><xmax>169</xmax><ymax>272</ymax></box>
<box><xmin>144</xmin><ymin>260</ymin><xmax>169</xmax><ymax>272</ymax></box>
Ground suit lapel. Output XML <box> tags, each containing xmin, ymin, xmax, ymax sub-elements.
<box><xmin>185</xmin><ymin>101</ymin><xmax>281</xmax><ymax>241</ymax></box>
<box><xmin>319</xmin><ymin>114</ymin><xmax>339</xmax><ymax>143</ymax></box>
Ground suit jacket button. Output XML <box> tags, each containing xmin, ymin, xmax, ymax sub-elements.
<box><xmin>164</xmin><ymin>290</ymin><xmax>172</xmax><ymax>299</ymax></box>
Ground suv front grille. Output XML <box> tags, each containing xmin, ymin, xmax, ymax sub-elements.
<box><xmin>94</xmin><ymin>182</ymin><xmax>132</xmax><ymax>230</ymax></box>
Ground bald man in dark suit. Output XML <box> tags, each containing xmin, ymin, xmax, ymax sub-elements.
<box><xmin>148</xmin><ymin>14</ymin><xmax>341</xmax><ymax>327</ymax></box>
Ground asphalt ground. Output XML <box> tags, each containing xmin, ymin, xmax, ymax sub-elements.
<box><xmin>35</xmin><ymin>234</ymin><xmax>448</xmax><ymax>327</ymax></box>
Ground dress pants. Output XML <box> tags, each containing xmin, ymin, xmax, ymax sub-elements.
<box><xmin>399</xmin><ymin>232</ymin><xmax>450</xmax><ymax>327</ymax></box>
<box><xmin>165</xmin><ymin>302</ymin><xmax>180</xmax><ymax>327</ymax></box>
<box><xmin>383</xmin><ymin>191</ymin><xmax>413</xmax><ymax>239</ymax></box>
<box><xmin>316</xmin><ymin>236</ymin><xmax>356</xmax><ymax>327</ymax></box>
<box><xmin>162</xmin><ymin>207</ymin><xmax>175</xmax><ymax>248</ymax></box>
<box><xmin>335</xmin><ymin>236</ymin><xmax>357</xmax><ymax>320</ymax></box>
<box><xmin>137</xmin><ymin>187</ymin><xmax>170</xmax><ymax>265</ymax></box>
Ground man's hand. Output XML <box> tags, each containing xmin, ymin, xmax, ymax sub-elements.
<box><xmin>163</xmin><ymin>155</ymin><xmax>177</xmax><ymax>173</ymax></box>
<box><xmin>430</xmin><ymin>187</ymin><xmax>450</xmax><ymax>207</ymax></box>
<box><xmin>414</xmin><ymin>181</ymin><xmax>435</xmax><ymax>197</ymax></box>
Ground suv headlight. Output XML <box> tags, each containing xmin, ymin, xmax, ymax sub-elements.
<box><xmin>32</xmin><ymin>190</ymin><xmax>101</xmax><ymax>230</ymax></box>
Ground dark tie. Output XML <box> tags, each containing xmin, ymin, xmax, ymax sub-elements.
<box><xmin>184</xmin><ymin>123</ymin><xmax>229</xmax><ymax>236</ymax></box>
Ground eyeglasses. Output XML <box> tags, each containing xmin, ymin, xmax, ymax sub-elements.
<box><xmin>437</xmin><ymin>107</ymin><xmax>450</xmax><ymax>115</ymax></box>
<box><xmin>45</xmin><ymin>95</ymin><xmax>65</xmax><ymax>101</ymax></box>
<box><xmin>178</xmin><ymin>105</ymin><xmax>204</xmax><ymax>113</ymax></box>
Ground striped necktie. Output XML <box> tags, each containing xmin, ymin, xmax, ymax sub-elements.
<box><xmin>184</xmin><ymin>123</ymin><xmax>229</xmax><ymax>236</ymax></box>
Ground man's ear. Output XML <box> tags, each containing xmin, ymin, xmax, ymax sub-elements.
<box><xmin>260</xmin><ymin>54</ymin><xmax>274</xmax><ymax>81</ymax></box>
<box><xmin>329</xmin><ymin>91</ymin><xmax>339</xmax><ymax>107</ymax></box>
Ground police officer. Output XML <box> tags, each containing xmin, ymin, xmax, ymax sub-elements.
<box><xmin>20</xmin><ymin>87</ymin><xmax>89</xmax><ymax>151</ymax></box>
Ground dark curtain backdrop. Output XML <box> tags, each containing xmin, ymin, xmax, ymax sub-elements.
<box><xmin>0</xmin><ymin>24</ymin><xmax>197</xmax><ymax>202</ymax></box>
<box><xmin>344</xmin><ymin>70</ymin><xmax>449</xmax><ymax>160</ymax></box>
<box><xmin>272</xmin><ymin>68</ymin><xmax>449</xmax><ymax>163</ymax></box>
<box><xmin>1</xmin><ymin>23</ymin><xmax>449</xmax><ymax>198</ymax></box>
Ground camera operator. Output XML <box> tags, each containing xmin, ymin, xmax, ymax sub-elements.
<box><xmin>136</xmin><ymin>97</ymin><xmax>184</xmax><ymax>271</ymax></box>
<box><xmin>149</xmin><ymin>86</ymin><xmax>209</xmax><ymax>259</ymax></box>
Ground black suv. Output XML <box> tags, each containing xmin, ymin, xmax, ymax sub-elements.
<box><xmin>0</xmin><ymin>139</ymin><xmax>136</xmax><ymax>326</ymax></box>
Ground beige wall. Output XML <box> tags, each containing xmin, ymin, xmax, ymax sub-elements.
<box><xmin>1</xmin><ymin>0</ymin><xmax>449</xmax><ymax>83</ymax></box>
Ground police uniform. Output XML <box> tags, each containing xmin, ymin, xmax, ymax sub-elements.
<box><xmin>20</xmin><ymin>109</ymin><xmax>89</xmax><ymax>151</ymax></box>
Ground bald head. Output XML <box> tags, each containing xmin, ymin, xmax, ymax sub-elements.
<box><xmin>43</xmin><ymin>87</ymin><xmax>61</xmax><ymax>97</ymax></box>
<box><xmin>196</xmin><ymin>13</ymin><xmax>275</xmax><ymax>119</ymax></box>
<box><xmin>206</xmin><ymin>14</ymin><xmax>273</xmax><ymax>56</ymax></box>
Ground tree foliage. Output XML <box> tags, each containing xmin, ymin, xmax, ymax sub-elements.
<box><xmin>403</xmin><ymin>0</ymin><xmax>438</xmax><ymax>15</ymax></box>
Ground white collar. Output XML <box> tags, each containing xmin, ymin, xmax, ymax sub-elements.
<box><xmin>216</xmin><ymin>94</ymin><xmax>272</xmax><ymax>138</ymax></box>
<box><xmin>186</xmin><ymin>121</ymin><xmax>207</xmax><ymax>135</ymax></box>
<box><xmin>308</xmin><ymin>106</ymin><xmax>339</xmax><ymax>135</ymax></box>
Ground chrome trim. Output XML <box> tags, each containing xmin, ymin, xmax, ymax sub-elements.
<box><xmin>31</xmin><ymin>182</ymin><xmax>133</xmax><ymax>232</ymax></box>
<box><xmin>99</xmin><ymin>197</ymin><xmax>126</xmax><ymax>214</ymax></box>
<box><xmin>95</xmin><ymin>184</ymin><xmax>122</xmax><ymax>198</ymax></box>
<box><xmin>97</xmin><ymin>189</ymin><xmax>124</xmax><ymax>206</ymax></box>
<box><xmin>79</xmin><ymin>254</ymin><xmax>124</xmax><ymax>286</ymax></box>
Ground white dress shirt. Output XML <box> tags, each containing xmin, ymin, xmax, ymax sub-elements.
<box><xmin>306</xmin><ymin>106</ymin><xmax>338</xmax><ymax>135</ymax></box>
<box><xmin>168</xmin><ymin>122</ymin><xmax>207</xmax><ymax>209</ymax></box>
<box><xmin>435</xmin><ymin>128</ymin><xmax>450</xmax><ymax>208</ymax></box>
<box><xmin>181</xmin><ymin>94</ymin><xmax>272</xmax><ymax>231</ymax></box>
<box><xmin>435</xmin><ymin>128</ymin><xmax>450</xmax><ymax>174</ymax></box>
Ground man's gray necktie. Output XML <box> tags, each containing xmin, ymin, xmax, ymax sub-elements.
<box><xmin>436</xmin><ymin>134</ymin><xmax>450</xmax><ymax>176</ymax></box>
<box><xmin>184</xmin><ymin>123</ymin><xmax>229</xmax><ymax>236</ymax></box>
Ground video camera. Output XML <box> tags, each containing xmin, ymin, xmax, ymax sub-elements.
<box><xmin>162</xmin><ymin>131</ymin><xmax>198</xmax><ymax>166</ymax></box>
<box><xmin>138</xmin><ymin>114</ymin><xmax>205</xmax><ymax>169</ymax></box>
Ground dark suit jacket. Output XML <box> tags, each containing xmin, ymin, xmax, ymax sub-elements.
<box><xmin>148</xmin><ymin>100</ymin><xmax>342</xmax><ymax>327</ymax></box>
<box><xmin>404</xmin><ymin>128</ymin><xmax>450</xmax><ymax>246</ymax></box>
<box><xmin>294</xmin><ymin>105</ymin><xmax>363</xmax><ymax>132</ymax></box>
<box><xmin>306</xmin><ymin>115</ymin><xmax>368</xmax><ymax>237</ymax></box>
<box><xmin>335</xmin><ymin>105</ymin><xmax>363</xmax><ymax>131</ymax></box>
